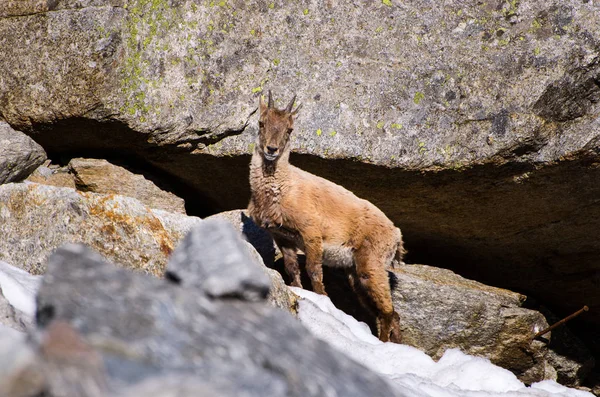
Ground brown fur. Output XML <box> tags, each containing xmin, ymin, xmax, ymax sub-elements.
<box><xmin>248</xmin><ymin>92</ymin><xmax>405</xmax><ymax>343</ymax></box>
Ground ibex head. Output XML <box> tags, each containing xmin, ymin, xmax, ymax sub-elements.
<box><xmin>258</xmin><ymin>91</ymin><xmax>301</xmax><ymax>162</ymax></box>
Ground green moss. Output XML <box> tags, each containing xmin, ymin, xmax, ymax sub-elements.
<box><xmin>252</xmin><ymin>86</ymin><xmax>263</xmax><ymax>93</ymax></box>
<box><xmin>413</xmin><ymin>91</ymin><xmax>425</xmax><ymax>104</ymax></box>
<box><xmin>502</xmin><ymin>0</ymin><xmax>519</xmax><ymax>17</ymax></box>
<box><xmin>382</xmin><ymin>0</ymin><xmax>392</xmax><ymax>5</ymax></box>
<box><xmin>316</xmin><ymin>129</ymin><xmax>322</xmax><ymax>136</ymax></box>
<box><xmin>376</xmin><ymin>121</ymin><xmax>385</xmax><ymax>129</ymax></box>
<box><xmin>273</xmin><ymin>58</ymin><xmax>281</xmax><ymax>66</ymax></box>
<box><xmin>391</xmin><ymin>123</ymin><xmax>403</xmax><ymax>129</ymax></box>
<box><xmin>531</xmin><ymin>19</ymin><xmax>542</xmax><ymax>29</ymax></box>
<box><xmin>533</xmin><ymin>47</ymin><xmax>541</xmax><ymax>56</ymax></box>
<box><xmin>329</xmin><ymin>131</ymin><xmax>337</xmax><ymax>137</ymax></box>
<box><xmin>375</xmin><ymin>26</ymin><xmax>384</xmax><ymax>33</ymax></box>
<box><xmin>248</xmin><ymin>143</ymin><xmax>255</xmax><ymax>152</ymax></box>
<box><xmin>268</xmin><ymin>2</ymin><xmax>275</xmax><ymax>9</ymax></box>
<box><xmin>121</xmin><ymin>0</ymin><xmax>178</xmax><ymax>120</ymax></box>
<box><xmin>303</xmin><ymin>8</ymin><xmax>309</xmax><ymax>15</ymax></box>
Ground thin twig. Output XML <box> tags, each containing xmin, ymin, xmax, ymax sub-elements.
<box><xmin>533</xmin><ymin>305</ymin><xmax>589</xmax><ymax>340</ymax></box>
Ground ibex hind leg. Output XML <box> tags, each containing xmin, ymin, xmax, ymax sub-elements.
<box><xmin>355</xmin><ymin>254</ymin><xmax>402</xmax><ymax>343</ymax></box>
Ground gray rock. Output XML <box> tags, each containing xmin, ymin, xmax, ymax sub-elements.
<box><xmin>263</xmin><ymin>266</ymin><xmax>298</xmax><ymax>314</ymax></box>
<box><xmin>0</xmin><ymin>290</ymin><xmax>28</xmax><ymax>333</ymax></box>
<box><xmin>391</xmin><ymin>265</ymin><xmax>588</xmax><ymax>384</ymax></box>
<box><xmin>165</xmin><ymin>219</ymin><xmax>271</xmax><ymax>301</ymax></box>
<box><xmin>0</xmin><ymin>291</ymin><xmax>19</xmax><ymax>331</ymax></box>
<box><xmin>26</xmin><ymin>162</ymin><xmax>77</xmax><ymax>190</ymax></box>
<box><xmin>118</xmin><ymin>371</ymin><xmax>288</xmax><ymax>397</ymax></box>
<box><xmin>36</xmin><ymin>243</ymin><xmax>405</xmax><ymax>397</ymax></box>
<box><xmin>0</xmin><ymin>122</ymin><xmax>46</xmax><ymax>184</ymax></box>
<box><xmin>0</xmin><ymin>182</ymin><xmax>201</xmax><ymax>276</ymax></box>
<box><xmin>69</xmin><ymin>158</ymin><xmax>186</xmax><ymax>214</ymax></box>
<box><xmin>205</xmin><ymin>210</ymin><xmax>297</xmax><ymax>312</ymax></box>
<box><xmin>207</xmin><ymin>209</ymin><xmax>279</xmax><ymax>265</ymax></box>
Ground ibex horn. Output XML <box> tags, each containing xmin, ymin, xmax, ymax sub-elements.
<box><xmin>268</xmin><ymin>90</ymin><xmax>274</xmax><ymax>108</ymax></box>
<box><xmin>286</xmin><ymin>94</ymin><xmax>296</xmax><ymax>113</ymax></box>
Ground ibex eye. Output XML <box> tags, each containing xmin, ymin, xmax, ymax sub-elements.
<box><xmin>259</xmin><ymin>121</ymin><xmax>265</xmax><ymax>128</ymax></box>
<box><xmin>287</xmin><ymin>128</ymin><xmax>293</xmax><ymax>134</ymax></box>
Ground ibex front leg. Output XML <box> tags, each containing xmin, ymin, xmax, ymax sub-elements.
<box><xmin>274</xmin><ymin>237</ymin><xmax>302</xmax><ymax>288</ymax></box>
<box><xmin>303</xmin><ymin>234</ymin><xmax>326</xmax><ymax>295</ymax></box>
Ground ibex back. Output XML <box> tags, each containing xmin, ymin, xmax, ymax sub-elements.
<box><xmin>248</xmin><ymin>91</ymin><xmax>404</xmax><ymax>343</ymax></box>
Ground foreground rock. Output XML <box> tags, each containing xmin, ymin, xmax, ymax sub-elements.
<box><xmin>69</xmin><ymin>158</ymin><xmax>186</xmax><ymax>214</ymax></box>
<box><xmin>207</xmin><ymin>209</ymin><xmax>279</xmax><ymax>264</ymax></box>
<box><xmin>0</xmin><ymin>122</ymin><xmax>46</xmax><ymax>185</ymax></box>
<box><xmin>0</xmin><ymin>182</ymin><xmax>201</xmax><ymax>276</ymax></box>
<box><xmin>18</xmin><ymin>225</ymin><xmax>404</xmax><ymax>396</ymax></box>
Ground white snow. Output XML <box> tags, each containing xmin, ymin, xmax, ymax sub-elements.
<box><xmin>0</xmin><ymin>260</ymin><xmax>41</xmax><ymax>317</ymax></box>
<box><xmin>291</xmin><ymin>287</ymin><xmax>593</xmax><ymax>397</ymax></box>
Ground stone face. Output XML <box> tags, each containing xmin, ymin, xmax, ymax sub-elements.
<box><xmin>1</xmin><ymin>1</ymin><xmax>598</xmax><ymax>169</ymax></box>
<box><xmin>205</xmin><ymin>210</ymin><xmax>296</xmax><ymax>311</ymax></box>
<box><xmin>390</xmin><ymin>264</ymin><xmax>586</xmax><ymax>384</ymax></box>
<box><xmin>69</xmin><ymin>157</ymin><xmax>186</xmax><ymax>214</ymax></box>
<box><xmin>207</xmin><ymin>209</ymin><xmax>279</xmax><ymax>265</ymax></box>
<box><xmin>26</xmin><ymin>162</ymin><xmax>77</xmax><ymax>189</ymax></box>
<box><xmin>165</xmin><ymin>219</ymin><xmax>271</xmax><ymax>301</ymax></box>
<box><xmin>0</xmin><ymin>290</ymin><xmax>26</xmax><ymax>333</ymax></box>
<box><xmin>34</xmin><ymin>243</ymin><xmax>404</xmax><ymax>397</ymax></box>
<box><xmin>0</xmin><ymin>122</ymin><xmax>46</xmax><ymax>185</ymax></box>
<box><xmin>0</xmin><ymin>182</ymin><xmax>201</xmax><ymax>275</ymax></box>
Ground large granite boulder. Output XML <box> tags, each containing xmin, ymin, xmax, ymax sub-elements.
<box><xmin>0</xmin><ymin>122</ymin><xmax>46</xmax><ymax>185</ymax></box>
<box><xmin>68</xmin><ymin>157</ymin><xmax>187</xmax><ymax>214</ymax></box>
<box><xmin>0</xmin><ymin>182</ymin><xmax>201</xmax><ymax>276</ymax></box>
<box><xmin>392</xmin><ymin>265</ymin><xmax>594</xmax><ymax>386</ymax></box>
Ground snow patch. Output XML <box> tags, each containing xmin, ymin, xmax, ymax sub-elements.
<box><xmin>0</xmin><ymin>261</ymin><xmax>41</xmax><ymax>317</ymax></box>
<box><xmin>291</xmin><ymin>287</ymin><xmax>593</xmax><ymax>397</ymax></box>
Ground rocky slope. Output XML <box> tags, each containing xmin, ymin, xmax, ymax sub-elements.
<box><xmin>0</xmin><ymin>0</ymin><xmax>599</xmax><ymax>392</ymax></box>
<box><xmin>1</xmin><ymin>0</ymin><xmax>598</xmax><ymax>351</ymax></box>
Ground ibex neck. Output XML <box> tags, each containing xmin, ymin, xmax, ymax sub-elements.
<box><xmin>250</xmin><ymin>149</ymin><xmax>291</xmax><ymax>179</ymax></box>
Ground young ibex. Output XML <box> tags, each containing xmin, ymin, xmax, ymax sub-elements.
<box><xmin>248</xmin><ymin>92</ymin><xmax>405</xmax><ymax>343</ymax></box>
